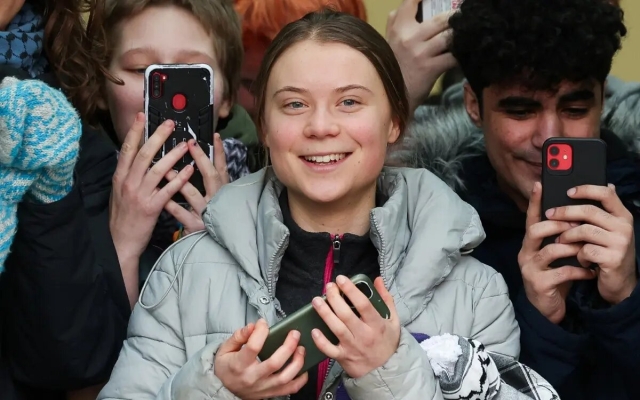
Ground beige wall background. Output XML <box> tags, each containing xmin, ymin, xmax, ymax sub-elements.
<box><xmin>364</xmin><ymin>0</ymin><xmax>640</xmax><ymax>83</ymax></box>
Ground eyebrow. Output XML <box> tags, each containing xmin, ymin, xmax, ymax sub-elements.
<box><xmin>119</xmin><ymin>47</ymin><xmax>213</xmax><ymax>62</ymax></box>
<box><xmin>497</xmin><ymin>96</ymin><xmax>541</xmax><ymax>108</ymax></box>
<box><xmin>272</xmin><ymin>84</ymin><xmax>373</xmax><ymax>98</ymax></box>
<box><xmin>558</xmin><ymin>89</ymin><xmax>595</xmax><ymax>103</ymax></box>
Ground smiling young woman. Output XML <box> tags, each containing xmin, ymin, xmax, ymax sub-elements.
<box><xmin>98</xmin><ymin>9</ymin><xmax>519</xmax><ymax>400</ymax></box>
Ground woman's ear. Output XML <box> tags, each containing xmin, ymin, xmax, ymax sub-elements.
<box><xmin>387</xmin><ymin>114</ymin><xmax>402</xmax><ymax>144</ymax></box>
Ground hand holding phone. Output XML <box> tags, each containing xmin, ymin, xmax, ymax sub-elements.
<box><xmin>518</xmin><ymin>180</ymin><xmax>595</xmax><ymax>324</ymax></box>
<box><xmin>110</xmin><ymin>114</ymin><xmax>194</xmax><ymax>275</ymax></box>
<box><xmin>163</xmin><ymin>132</ymin><xmax>229</xmax><ymax>235</ymax></box>
<box><xmin>144</xmin><ymin>64</ymin><xmax>216</xmax><ymax>205</ymax></box>
<box><xmin>213</xmin><ymin>319</ymin><xmax>308</xmax><ymax>400</ymax></box>
<box><xmin>386</xmin><ymin>0</ymin><xmax>457</xmax><ymax>110</ymax></box>
<box><xmin>310</xmin><ymin>275</ymin><xmax>400</xmax><ymax>379</ymax></box>
<box><xmin>539</xmin><ymin>138</ymin><xmax>636</xmax><ymax>305</ymax></box>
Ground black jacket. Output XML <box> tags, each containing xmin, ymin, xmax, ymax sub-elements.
<box><xmin>0</xmin><ymin>67</ymin><xmax>130</xmax><ymax>398</ymax></box>
<box><xmin>458</xmin><ymin>131</ymin><xmax>640</xmax><ymax>400</ymax></box>
<box><xmin>396</xmin><ymin>103</ymin><xmax>640</xmax><ymax>400</ymax></box>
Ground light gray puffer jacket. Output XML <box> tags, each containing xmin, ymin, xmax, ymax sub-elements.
<box><xmin>98</xmin><ymin>167</ymin><xmax>520</xmax><ymax>400</ymax></box>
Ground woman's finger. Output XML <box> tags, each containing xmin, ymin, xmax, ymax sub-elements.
<box><xmin>213</xmin><ymin>133</ymin><xmax>229</xmax><ymax>185</ymax></box>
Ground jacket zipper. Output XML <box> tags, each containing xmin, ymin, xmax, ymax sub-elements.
<box><xmin>318</xmin><ymin>214</ymin><xmax>388</xmax><ymax>398</ymax></box>
<box><xmin>317</xmin><ymin>234</ymin><xmax>341</xmax><ymax>398</ymax></box>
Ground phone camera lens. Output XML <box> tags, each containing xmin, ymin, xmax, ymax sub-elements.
<box><xmin>550</xmin><ymin>146</ymin><xmax>560</xmax><ymax>156</ymax></box>
<box><xmin>550</xmin><ymin>158</ymin><xmax>559</xmax><ymax>168</ymax></box>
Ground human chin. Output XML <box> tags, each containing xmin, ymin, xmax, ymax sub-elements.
<box><xmin>296</xmin><ymin>177</ymin><xmax>352</xmax><ymax>204</ymax></box>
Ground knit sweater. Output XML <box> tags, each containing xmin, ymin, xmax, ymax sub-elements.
<box><xmin>0</xmin><ymin>76</ymin><xmax>82</xmax><ymax>270</ymax></box>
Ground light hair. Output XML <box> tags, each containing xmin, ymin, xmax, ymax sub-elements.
<box><xmin>102</xmin><ymin>0</ymin><xmax>242</xmax><ymax>101</ymax></box>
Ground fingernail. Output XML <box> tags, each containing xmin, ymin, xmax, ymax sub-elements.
<box><xmin>326</xmin><ymin>282</ymin><xmax>335</xmax><ymax>290</ymax></box>
<box><xmin>545</xmin><ymin>208</ymin><xmax>555</xmax><ymax>217</ymax></box>
<box><xmin>178</xmin><ymin>141</ymin><xmax>187</xmax><ymax>149</ymax></box>
<box><xmin>163</xmin><ymin>119</ymin><xmax>174</xmax><ymax>127</ymax></box>
<box><xmin>311</xmin><ymin>329</ymin><xmax>320</xmax><ymax>339</ymax></box>
<box><xmin>189</xmin><ymin>139</ymin><xmax>197</xmax><ymax>147</ymax></box>
<box><xmin>291</xmin><ymin>330</ymin><xmax>300</xmax><ymax>339</ymax></box>
<box><xmin>297</xmin><ymin>346</ymin><xmax>305</xmax><ymax>355</ymax></box>
<box><xmin>609</xmin><ymin>183</ymin><xmax>615</xmax><ymax>189</ymax></box>
<box><xmin>570</xmin><ymin>222</ymin><xmax>579</xmax><ymax>227</ymax></box>
<box><xmin>312</xmin><ymin>297</ymin><xmax>322</xmax><ymax>307</ymax></box>
<box><xmin>336</xmin><ymin>275</ymin><xmax>347</xmax><ymax>285</ymax></box>
<box><xmin>567</xmin><ymin>188</ymin><xmax>576</xmax><ymax>196</ymax></box>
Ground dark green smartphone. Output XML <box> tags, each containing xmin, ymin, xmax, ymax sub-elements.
<box><xmin>257</xmin><ymin>274</ymin><xmax>390</xmax><ymax>375</ymax></box>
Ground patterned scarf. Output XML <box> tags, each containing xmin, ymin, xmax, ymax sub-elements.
<box><xmin>0</xmin><ymin>3</ymin><xmax>48</xmax><ymax>77</ymax></box>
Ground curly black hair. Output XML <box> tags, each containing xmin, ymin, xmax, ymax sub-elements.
<box><xmin>449</xmin><ymin>0</ymin><xmax>627</xmax><ymax>99</ymax></box>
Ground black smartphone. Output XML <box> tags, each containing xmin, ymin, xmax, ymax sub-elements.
<box><xmin>541</xmin><ymin>137</ymin><xmax>607</xmax><ymax>268</ymax></box>
<box><xmin>258</xmin><ymin>274</ymin><xmax>390</xmax><ymax>375</ymax></box>
<box><xmin>144</xmin><ymin>64</ymin><xmax>214</xmax><ymax>205</ymax></box>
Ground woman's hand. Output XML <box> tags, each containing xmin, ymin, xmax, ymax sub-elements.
<box><xmin>311</xmin><ymin>276</ymin><xmax>401</xmax><ymax>379</ymax></box>
<box><xmin>214</xmin><ymin>319</ymin><xmax>308</xmax><ymax>399</ymax></box>
<box><xmin>109</xmin><ymin>113</ymin><xmax>193</xmax><ymax>307</ymax></box>
<box><xmin>164</xmin><ymin>133</ymin><xmax>229</xmax><ymax>235</ymax></box>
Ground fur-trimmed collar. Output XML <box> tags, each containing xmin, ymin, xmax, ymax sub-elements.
<box><xmin>390</xmin><ymin>93</ymin><xmax>640</xmax><ymax>191</ymax></box>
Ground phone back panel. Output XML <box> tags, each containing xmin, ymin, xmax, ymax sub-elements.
<box><xmin>144</xmin><ymin>64</ymin><xmax>214</xmax><ymax>201</ymax></box>
<box><xmin>258</xmin><ymin>274</ymin><xmax>390</xmax><ymax>375</ymax></box>
<box><xmin>541</xmin><ymin>137</ymin><xmax>607</xmax><ymax>267</ymax></box>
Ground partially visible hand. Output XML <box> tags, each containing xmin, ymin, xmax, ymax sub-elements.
<box><xmin>386</xmin><ymin>0</ymin><xmax>457</xmax><ymax>111</ymax></box>
<box><xmin>550</xmin><ymin>184</ymin><xmax>637</xmax><ymax>305</ymax></box>
<box><xmin>311</xmin><ymin>276</ymin><xmax>401</xmax><ymax>379</ymax></box>
<box><xmin>164</xmin><ymin>133</ymin><xmax>229</xmax><ymax>235</ymax></box>
<box><xmin>214</xmin><ymin>319</ymin><xmax>308</xmax><ymax>399</ymax></box>
<box><xmin>109</xmin><ymin>113</ymin><xmax>193</xmax><ymax>263</ymax></box>
<box><xmin>518</xmin><ymin>182</ymin><xmax>596</xmax><ymax>324</ymax></box>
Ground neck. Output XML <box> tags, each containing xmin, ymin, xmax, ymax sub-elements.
<box><xmin>287</xmin><ymin>187</ymin><xmax>376</xmax><ymax>236</ymax></box>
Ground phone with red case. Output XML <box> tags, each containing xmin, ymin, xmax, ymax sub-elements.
<box><xmin>144</xmin><ymin>63</ymin><xmax>214</xmax><ymax>205</ymax></box>
<box><xmin>541</xmin><ymin>137</ymin><xmax>607</xmax><ymax>268</ymax></box>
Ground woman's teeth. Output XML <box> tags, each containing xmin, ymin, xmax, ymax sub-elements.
<box><xmin>304</xmin><ymin>153</ymin><xmax>346</xmax><ymax>163</ymax></box>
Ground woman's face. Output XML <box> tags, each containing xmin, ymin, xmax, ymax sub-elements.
<box><xmin>263</xmin><ymin>40</ymin><xmax>400</xmax><ymax>205</ymax></box>
<box><xmin>0</xmin><ymin>0</ymin><xmax>25</xmax><ymax>30</ymax></box>
<box><xmin>103</xmin><ymin>5</ymin><xmax>231</xmax><ymax>144</ymax></box>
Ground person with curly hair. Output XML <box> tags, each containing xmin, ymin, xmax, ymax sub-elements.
<box><xmin>0</xmin><ymin>1</ymin><xmax>131</xmax><ymax>399</ymax></box>
<box><xmin>390</xmin><ymin>0</ymin><xmax>640</xmax><ymax>399</ymax></box>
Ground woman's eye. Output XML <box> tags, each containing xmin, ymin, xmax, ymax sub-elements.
<box><xmin>341</xmin><ymin>99</ymin><xmax>358</xmax><ymax>107</ymax></box>
<box><xmin>285</xmin><ymin>101</ymin><xmax>305</xmax><ymax>109</ymax></box>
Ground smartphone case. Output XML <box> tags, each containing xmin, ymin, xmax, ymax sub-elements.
<box><xmin>144</xmin><ymin>64</ymin><xmax>214</xmax><ymax>204</ymax></box>
<box><xmin>541</xmin><ymin>137</ymin><xmax>607</xmax><ymax>268</ymax></box>
<box><xmin>258</xmin><ymin>274</ymin><xmax>390</xmax><ymax>376</ymax></box>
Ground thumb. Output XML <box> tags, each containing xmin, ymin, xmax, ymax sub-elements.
<box><xmin>553</xmin><ymin>266</ymin><xmax>597</xmax><ymax>286</ymax></box>
<box><xmin>217</xmin><ymin>323</ymin><xmax>254</xmax><ymax>355</ymax></box>
<box><xmin>374</xmin><ymin>277</ymin><xmax>397</xmax><ymax>320</ymax></box>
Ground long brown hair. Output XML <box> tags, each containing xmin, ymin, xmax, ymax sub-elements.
<box><xmin>31</xmin><ymin>0</ymin><xmax>114</xmax><ymax>124</ymax></box>
<box><xmin>253</xmin><ymin>9</ymin><xmax>409</xmax><ymax>144</ymax></box>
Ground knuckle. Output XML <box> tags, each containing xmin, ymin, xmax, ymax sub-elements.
<box><xmin>586</xmin><ymin>244</ymin><xmax>600</xmax><ymax>258</ymax></box>
<box><xmin>138</xmin><ymin>148</ymin><xmax>153</xmax><ymax>160</ymax></box>
<box><xmin>120</xmin><ymin>142</ymin><xmax>133</xmax><ymax>154</ymax></box>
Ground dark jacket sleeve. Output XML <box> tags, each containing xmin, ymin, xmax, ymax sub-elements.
<box><xmin>515</xmin><ymin>291</ymin><xmax>589</xmax><ymax>391</ymax></box>
<box><xmin>1</xmin><ymin>126</ymin><xmax>131</xmax><ymax>391</ymax></box>
<box><xmin>578</xmin><ymin>260</ymin><xmax>640</xmax><ymax>400</ymax></box>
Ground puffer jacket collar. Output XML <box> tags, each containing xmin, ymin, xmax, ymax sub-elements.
<box><xmin>202</xmin><ymin>166</ymin><xmax>485</xmax><ymax>324</ymax></box>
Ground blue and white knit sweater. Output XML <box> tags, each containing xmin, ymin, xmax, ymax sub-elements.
<box><xmin>0</xmin><ymin>76</ymin><xmax>82</xmax><ymax>271</ymax></box>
